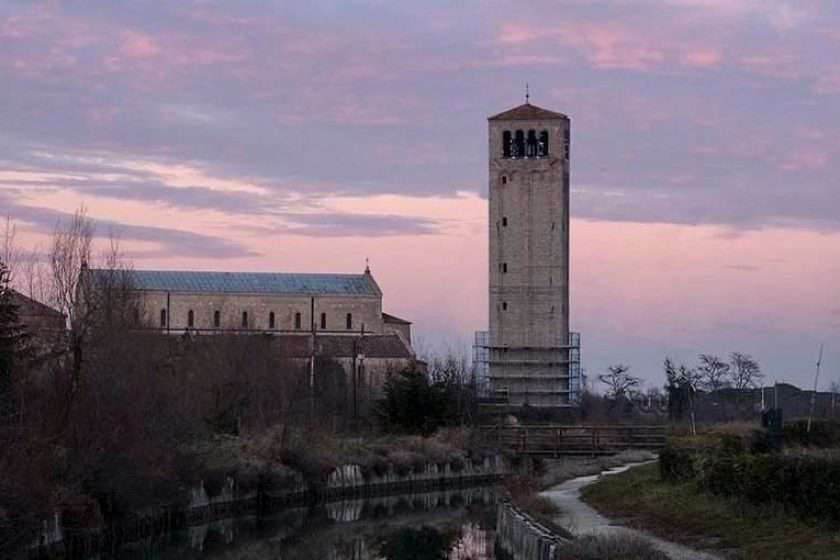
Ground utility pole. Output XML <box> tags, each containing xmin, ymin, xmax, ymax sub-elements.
<box><xmin>807</xmin><ymin>344</ymin><xmax>824</xmax><ymax>433</ymax></box>
<box><xmin>310</xmin><ymin>296</ymin><xmax>316</xmax><ymax>425</ymax></box>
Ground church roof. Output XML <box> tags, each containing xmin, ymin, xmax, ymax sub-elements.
<box><xmin>86</xmin><ymin>269</ymin><xmax>381</xmax><ymax>297</ymax></box>
<box><xmin>488</xmin><ymin>103</ymin><xmax>568</xmax><ymax>121</ymax></box>
<box><xmin>382</xmin><ymin>312</ymin><xmax>412</xmax><ymax>325</ymax></box>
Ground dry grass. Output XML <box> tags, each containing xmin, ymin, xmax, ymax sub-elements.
<box><xmin>184</xmin><ymin>425</ymin><xmax>489</xmax><ymax>486</ymax></box>
<box><xmin>556</xmin><ymin>533</ymin><xmax>669</xmax><ymax>560</ymax></box>
<box><xmin>583</xmin><ymin>462</ymin><xmax>840</xmax><ymax>560</ymax></box>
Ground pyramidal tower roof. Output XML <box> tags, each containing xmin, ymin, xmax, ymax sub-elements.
<box><xmin>488</xmin><ymin>102</ymin><xmax>568</xmax><ymax>121</ymax></box>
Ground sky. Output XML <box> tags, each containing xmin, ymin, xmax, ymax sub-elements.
<box><xmin>1</xmin><ymin>0</ymin><xmax>839</xmax><ymax>390</ymax></box>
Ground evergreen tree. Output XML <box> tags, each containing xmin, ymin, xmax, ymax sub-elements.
<box><xmin>0</xmin><ymin>259</ymin><xmax>29</xmax><ymax>423</ymax></box>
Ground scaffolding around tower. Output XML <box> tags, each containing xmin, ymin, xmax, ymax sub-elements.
<box><xmin>473</xmin><ymin>330</ymin><xmax>581</xmax><ymax>406</ymax></box>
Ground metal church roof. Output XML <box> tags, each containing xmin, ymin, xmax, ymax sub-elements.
<box><xmin>87</xmin><ymin>269</ymin><xmax>381</xmax><ymax>296</ymax></box>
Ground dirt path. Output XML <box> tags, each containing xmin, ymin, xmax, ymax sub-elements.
<box><xmin>541</xmin><ymin>463</ymin><xmax>723</xmax><ymax>560</ymax></box>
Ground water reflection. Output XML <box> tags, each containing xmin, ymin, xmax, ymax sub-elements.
<box><xmin>105</xmin><ymin>487</ymin><xmax>500</xmax><ymax>560</ymax></box>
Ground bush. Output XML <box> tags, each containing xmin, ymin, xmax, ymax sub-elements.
<box><xmin>784</xmin><ymin>420</ymin><xmax>840</xmax><ymax>448</ymax></box>
<box><xmin>658</xmin><ymin>446</ymin><xmax>696</xmax><ymax>482</ymax></box>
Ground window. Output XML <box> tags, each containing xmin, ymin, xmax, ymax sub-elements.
<box><xmin>295</xmin><ymin>312</ymin><xmax>302</xmax><ymax>329</ymax></box>
<box><xmin>538</xmin><ymin>130</ymin><xmax>549</xmax><ymax>157</ymax></box>
<box><xmin>514</xmin><ymin>130</ymin><xmax>525</xmax><ymax>158</ymax></box>
<box><xmin>320</xmin><ymin>312</ymin><xmax>327</xmax><ymax>330</ymax></box>
<box><xmin>502</xmin><ymin>263</ymin><xmax>508</xmax><ymax>273</ymax></box>
<box><xmin>526</xmin><ymin>130</ymin><xmax>537</xmax><ymax>158</ymax></box>
<box><xmin>346</xmin><ymin>313</ymin><xmax>353</xmax><ymax>330</ymax></box>
<box><xmin>564</xmin><ymin>127</ymin><xmax>570</xmax><ymax>160</ymax></box>
<box><xmin>160</xmin><ymin>309</ymin><xmax>167</xmax><ymax>328</ymax></box>
<box><xmin>187</xmin><ymin>309</ymin><xmax>194</xmax><ymax>328</ymax></box>
<box><xmin>269</xmin><ymin>311</ymin><xmax>275</xmax><ymax>329</ymax></box>
<box><xmin>241</xmin><ymin>311</ymin><xmax>248</xmax><ymax>329</ymax></box>
<box><xmin>502</xmin><ymin>216</ymin><xmax>508</xmax><ymax>227</ymax></box>
<box><xmin>502</xmin><ymin>130</ymin><xmax>512</xmax><ymax>158</ymax></box>
<box><xmin>214</xmin><ymin>310</ymin><xmax>220</xmax><ymax>328</ymax></box>
<box><xmin>501</xmin><ymin>175</ymin><xmax>507</xmax><ymax>185</ymax></box>
<box><xmin>502</xmin><ymin>302</ymin><xmax>508</xmax><ymax>311</ymax></box>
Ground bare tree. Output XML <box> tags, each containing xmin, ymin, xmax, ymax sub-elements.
<box><xmin>830</xmin><ymin>380</ymin><xmax>840</xmax><ymax>418</ymax></box>
<box><xmin>697</xmin><ymin>354</ymin><xmax>730</xmax><ymax>392</ymax></box>
<box><xmin>676</xmin><ymin>365</ymin><xmax>703</xmax><ymax>435</ymax></box>
<box><xmin>730</xmin><ymin>352</ymin><xmax>763</xmax><ymax>391</ymax></box>
<box><xmin>2</xmin><ymin>217</ymin><xmax>18</xmax><ymax>284</ymax></box>
<box><xmin>47</xmin><ymin>207</ymin><xmax>94</xmax><ymax>399</ymax></box>
<box><xmin>598</xmin><ymin>364</ymin><xmax>640</xmax><ymax>400</ymax></box>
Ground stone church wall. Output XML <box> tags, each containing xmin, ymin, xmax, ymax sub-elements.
<box><xmin>138</xmin><ymin>291</ymin><xmax>384</xmax><ymax>334</ymax></box>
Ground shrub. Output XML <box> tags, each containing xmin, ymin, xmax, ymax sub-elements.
<box><xmin>784</xmin><ymin>420</ymin><xmax>840</xmax><ymax>448</ymax></box>
<box><xmin>658</xmin><ymin>446</ymin><xmax>695</xmax><ymax>482</ymax></box>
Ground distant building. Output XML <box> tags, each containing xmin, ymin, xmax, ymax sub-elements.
<box><xmin>478</xmin><ymin>101</ymin><xmax>581</xmax><ymax>407</ymax></box>
<box><xmin>82</xmin><ymin>265</ymin><xmax>416</xmax><ymax>397</ymax></box>
<box><xmin>9</xmin><ymin>289</ymin><xmax>65</xmax><ymax>349</ymax></box>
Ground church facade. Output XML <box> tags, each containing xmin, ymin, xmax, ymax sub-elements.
<box><xmin>83</xmin><ymin>265</ymin><xmax>416</xmax><ymax>398</ymax></box>
<box><xmin>479</xmin><ymin>102</ymin><xmax>581</xmax><ymax>407</ymax></box>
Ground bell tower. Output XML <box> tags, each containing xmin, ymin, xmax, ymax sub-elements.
<box><xmin>486</xmin><ymin>101</ymin><xmax>578</xmax><ymax>407</ymax></box>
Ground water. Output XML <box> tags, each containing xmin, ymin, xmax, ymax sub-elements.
<box><xmin>101</xmin><ymin>487</ymin><xmax>505</xmax><ymax>559</ymax></box>
<box><xmin>540</xmin><ymin>462</ymin><xmax>722</xmax><ymax>560</ymax></box>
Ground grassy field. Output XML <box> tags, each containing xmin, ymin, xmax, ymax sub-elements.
<box><xmin>582</xmin><ymin>463</ymin><xmax>840</xmax><ymax>560</ymax></box>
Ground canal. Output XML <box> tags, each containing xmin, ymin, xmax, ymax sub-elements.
<box><xmin>97</xmin><ymin>486</ymin><xmax>511</xmax><ymax>559</ymax></box>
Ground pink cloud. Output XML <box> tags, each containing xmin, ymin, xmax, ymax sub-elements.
<box><xmin>781</xmin><ymin>149</ymin><xmax>829</xmax><ymax>171</ymax></box>
<box><xmin>120</xmin><ymin>31</ymin><xmax>160</xmax><ymax>58</ymax></box>
<box><xmin>680</xmin><ymin>49</ymin><xmax>722</xmax><ymax>68</ymax></box>
<box><xmin>499</xmin><ymin>22</ymin><xmax>726</xmax><ymax>72</ymax></box>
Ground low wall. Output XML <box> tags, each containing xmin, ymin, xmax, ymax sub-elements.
<box><xmin>321</xmin><ymin>455</ymin><xmax>508</xmax><ymax>499</ymax></box>
<box><xmin>32</xmin><ymin>455</ymin><xmax>508</xmax><ymax>558</ymax></box>
<box><xmin>495</xmin><ymin>501</ymin><xmax>570</xmax><ymax>560</ymax></box>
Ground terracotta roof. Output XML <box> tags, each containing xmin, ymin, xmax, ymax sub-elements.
<box><xmin>488</xmin><ymin>103</ymin><xmax>568</xmax><ymax>121</ymax></box>
<box><xmin>274</xmin><ymin>334</ymin><xmax>413</xmax><ymax>359</ymax></box>
<box><xmin>382</xmin><ymin>312</ymin><xmax>411</xmax><ymax>325</ymax></box>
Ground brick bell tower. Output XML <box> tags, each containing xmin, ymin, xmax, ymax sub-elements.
<box><xmin>486</xmin><ymin>99</ymin><xmax>579</xmax><ymax>407</ymax></box>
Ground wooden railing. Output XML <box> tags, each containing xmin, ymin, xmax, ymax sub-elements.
<box><xmin>479</xmin><ymin>424</ymin><xmax>667</xmax><ymax>456</ymax></box>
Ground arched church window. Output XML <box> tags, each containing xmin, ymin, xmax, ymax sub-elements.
<box><xmin>501</xmin><ymin>175</ymin><xmax>507</xmax><ymax>185</ymax></box>
<box><xmin>502</xmin><ymin>216</ymin><xmax>508</xmax><ymax>227</ymax></box>
<box><xmin>346</xmin><ymin>313</ymin><xmax>353</xmax><ymax>330</ymax></box>
<box><xmin>295</xmin><ymin>312</ymin><xmax>302</xmax><ymax>329</ymax></box>
<box><xmin>514</xmin><ymin>130</ymin><xmax>525</xmax><ymax>158</ymax></box>
<box><xmin>502</xmin><ymin>301</ymin><xmax>508</xmax><ymax>310</ymax></box>
<box><xmin>502</xmin><ymin>130</ymin><xmax>512</xmax><ymax>158</ymax></box>
<box><xmin>214</xmin><ymin>310</ymin><xmax>220</xmax><ymax>328</ymax></box>
<box><xmin>188</xmin><ymin>309</ymin><xmax>194</xmax><ymax>328</ymax></box>
<box><xmin>526</xmin><ymin>130</ymin><xmax>537</xmax><ymax>158</ymax></box>
<box><xmin>538</xmin><ymin>130</ymin><xmax>549</xmax><ymax>157</ymax></box>
<box><xmin>320</xmin><ymin>312</ymin><xmax>327</xmax><ymax>330</ymax></box>
<box><xmin>160</xmin><ymin>309</ymin><xmax>166</xmax><ymax>328</ymax></box>
<box><xmin>269</xmin><ymin>311</ymin><xmax>275</xmax><ymax>329</ymax></box>
<box><xmin>241</xmin><ymin>311</ymin><xmax>248</xmax><ymax>329</ymax></box>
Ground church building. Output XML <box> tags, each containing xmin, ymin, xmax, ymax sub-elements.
<box><xmin>83</xmin><ymin>265</ymin><xmax>416</xmax><ymax>398</ymax></box>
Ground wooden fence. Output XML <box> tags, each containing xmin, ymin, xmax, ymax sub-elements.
<box><xmin>479</xmin><ymin>424</ymin><xmax>667</xmax><ymax>456</ymax></box>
